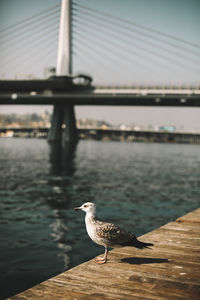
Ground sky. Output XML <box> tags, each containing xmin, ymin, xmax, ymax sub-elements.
<box><xmin>0</xmin><ymin>0</ymin><xmax>200</xmax><ymax>131</ymax></box>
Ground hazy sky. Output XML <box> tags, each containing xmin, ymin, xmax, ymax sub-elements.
<box><xmin>0</xmin><ymin>0</ymin><xmax>200</xmax><ymax>130</ymax></box>
<box><xmin>1</xmin><ymin>0</ymin><xmax>199</xmax><ymax>83</ymax></box>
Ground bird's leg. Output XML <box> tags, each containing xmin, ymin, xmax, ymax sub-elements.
<box><xmin>95</xmin><ymin>247</ymin><xmax>108</xmax><ymax>264</ymax></box>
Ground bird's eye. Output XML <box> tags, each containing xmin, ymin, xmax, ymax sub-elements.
<box><xmin>84</xmin><ymin>205</ymin><xmax>88</xmax><ymax>208</ymax></box>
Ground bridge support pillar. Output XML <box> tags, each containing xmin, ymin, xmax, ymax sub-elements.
<box><xmin>62</xmin><ymin>104</ymin><xmax>78</xmax><ymax>143</ymax></box>
<box><xmin>48</xmin><ymin>105</ymin><xmax>63</xmax><ymax>142</ymax></box>
<box><xmin>48</xmin><ymin>104</ymin><xmax>78</xmax><ymax>143</ymax></box>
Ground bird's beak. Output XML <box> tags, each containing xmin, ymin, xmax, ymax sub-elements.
<box><xmin>74</xmin><ymin>206</ymin><xmax>81</xmax><ymax>211</ymax></box>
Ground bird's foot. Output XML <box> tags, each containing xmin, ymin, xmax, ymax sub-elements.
<box><xmin>95</xmin><ymin>256</ymin><xmax>107</xmax><ymax>264</ymax></box>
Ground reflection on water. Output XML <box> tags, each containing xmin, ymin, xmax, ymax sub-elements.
<box><xmin>47</xmin><ymin>142</ymin><xmax>77</xmax><ymax>209</ymax></box>
<box><xmin>48</xmin><ymin>142</ymin><xmax>77</xmax><ymax>271</ymax></box>
<box><xmin>0</xmin><ymin>138</ymin><xmax>200</xmax><ymax>299</ymax></box>
<box><xmin>49</xmin><ymin>142</ymin><xmax>77</xmax><ymax>177</ymax></box>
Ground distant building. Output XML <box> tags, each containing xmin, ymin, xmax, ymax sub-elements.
<box><xmin>119</xmin><ymin>124</ymin><xmax>131</xmax><ymax>130</ymax></box>
<box><xmin>5</xmin><ymin>130</ymin><xmax>14</xmax><ymax>137</ymax></box>
<box><xmin>134</xmin><ymin>126</ymin><xmax>141</xmax><ymax>131</ymax></box>
<box><xmin>159</xmin><ymin>126</ymin><xmax>176</xmax><ymax>131</ymax></box>
<box><xmin>44</xmin><ymin>67</ymin><xmax>56</xmax><ymax>78</ymax></box>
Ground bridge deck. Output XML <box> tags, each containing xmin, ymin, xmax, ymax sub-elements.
<box><xmin>0</xmin><ymin>83</ymin><xmax>200</xmax><ymax>106</ymax></box>
<box><xmin>9</xmin><ymin>208</ymin><xmax>200</xmax><ymax>300</ymax></box>
<box><xmin>0</xmin><ymin>92</ymin><xmax>200</xmax><ymax>106</ymax></box>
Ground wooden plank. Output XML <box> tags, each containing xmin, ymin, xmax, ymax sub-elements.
<box><xmin>8</xmin><ymin>208</ymin><xmax>200</xmax><ymax>300</ymax></box>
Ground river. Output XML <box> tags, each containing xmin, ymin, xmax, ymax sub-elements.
<box><xmin>0</xmin><ymin>138</ymin><xmax>200</xmax><ymax>298</ymax></box>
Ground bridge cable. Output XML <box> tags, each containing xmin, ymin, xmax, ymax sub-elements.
<box><xmin>73</xmin><ymin>2</ymin><xmax>200</xmax><ymax>49</ymax></box>
<box><xmin>0</xmin><ymin>28</ymin><xmax>59</xmax><ymax>68</ymax></box>
<box><xmin>73</xmin><ymin>25</ymin><xmax>198</xmax><ymax>77</ymax></box>
<box><xmin>73</xmin><ymin>4</ymin><xmax>200</xmax><ymax>57</ymax></box>
<box><xmin>73</xmin><ymin>12</ymin><xmax>200</xmax><ymax>65</ymax></box>
<box><xmin>2</xmin><ymin>37</ymin><xmax>58</xmax><ymax>76</ymax></box>
<box><xmin>73</xmin><ymin>17</ymin><xmax>200</xmax><ymax>71</ymax></box>
<box><xmin>0</xmin><ymin>11</ymin><xmax>60</xmax><ymax>49</ymax></box>
<box><xmin>0</xmin><ymin>4</ymin><xmax>60</xmax><ymax>35</ymax></box>
<box><xmin>0</xmin><ymin>18</ymin><xmax>59</xmax><ymax>54</ymax></box>
<box><xmin>74</xmin><ymin>49</ymin><xmax>115</xmax><ymax>82</ymax></box>
<box><xmin>73</xmin><ymin>31</ymin><xmax>169</xmax><ymax>79</ymax></box>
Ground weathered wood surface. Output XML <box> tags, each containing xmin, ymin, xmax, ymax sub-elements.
<box><xmin>9</xmin><ymin>208</ymin><xmax>200</xmax><ymax>300</ymax></box>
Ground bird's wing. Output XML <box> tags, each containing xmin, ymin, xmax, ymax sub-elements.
<box><xmin>96</xmin><ymin>221</ymin><xmax>136</xmax><ymax>245</ymax></box>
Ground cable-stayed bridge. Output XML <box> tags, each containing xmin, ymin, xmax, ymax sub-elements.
<box><xmin>0</xmin><ymin>1</ymin><xmax>200</xmax><ymax>85</ymax></box>
<box><xmin>0</xmin><ymin>0</ymin><xmax>200</xmax><ymax>142</ymax></box>
<box><xmin>0</xmin><ymin>2</ymin><xmax>200</xmax><ymax>86</ymax></box>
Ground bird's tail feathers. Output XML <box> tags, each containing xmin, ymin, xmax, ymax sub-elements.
<box><xmin>133</xmin><ymin>239</ymin><xmax>153</xmax><ymax>249</ymax></box>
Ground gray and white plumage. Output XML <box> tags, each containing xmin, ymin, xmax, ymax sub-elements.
<box><xmin>75</xmin><ymin>202</ymin><xmax>153</xmax><ymax>264</ymax></box>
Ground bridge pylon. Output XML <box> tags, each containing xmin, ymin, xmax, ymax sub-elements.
<box><xmin>48</xmin><ymin>103</ymin><xmax>77</xmax><ymax>143</ymax></box>
<box><xmin>48</xmin><ymin>0</ymin><xmax>77</xmax><ymax>143</ymax></box>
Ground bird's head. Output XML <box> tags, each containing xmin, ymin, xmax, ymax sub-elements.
<box><xmin>74</xmin><ymin>202</ymin><xmax>96</xmax><ymax>215</ymax></box>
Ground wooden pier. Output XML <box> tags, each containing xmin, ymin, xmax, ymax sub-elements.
<box><xmin>9</xmin><ymin>208</ymin><xmax>200</xmax><ymax>300</ymax></box>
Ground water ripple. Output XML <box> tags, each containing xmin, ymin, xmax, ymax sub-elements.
<box><xmin>0</xmin><ymin>139</ymin><xmax>200</xmax><ymax>299</ymax></box>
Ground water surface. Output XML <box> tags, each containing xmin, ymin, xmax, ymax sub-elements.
<box><xmin>0</xmin><ymin>138</ymin><xmax>200</xmax><ymax>298</ymax></box>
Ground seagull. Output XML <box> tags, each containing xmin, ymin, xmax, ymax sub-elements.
<box><xmin>75</xmin><ymin>202</ymin><xmax>153</xmax><ymax>264</ymax></box>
